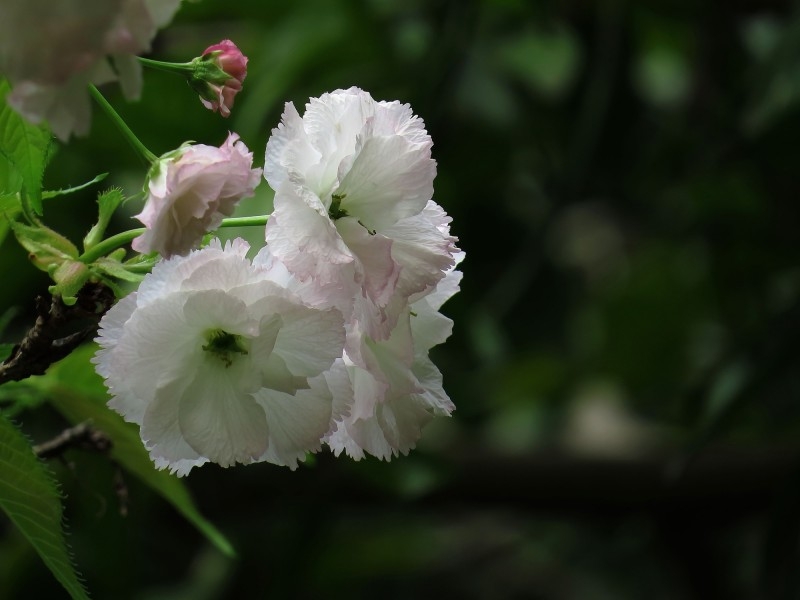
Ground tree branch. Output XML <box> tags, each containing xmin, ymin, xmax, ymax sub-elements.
<box><xmin>0</xmin><ymin>283</ymin><xmax>116</xmax><ymax>385</ymax></box>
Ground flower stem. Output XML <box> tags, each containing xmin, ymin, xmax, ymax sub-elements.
<box><xmin>79</xmin><ymin>228</ymin><xmax>145</xmax><ymax>264</ymax></box>
<box><xmin>78</xmin><ymin>217</ymin><xmax>268</xmax><ymax>264</ymax></box>
<box><xmin>219</xmin><ymin>216</ymin><xmax>269</xmax><ymax>228</ymax></box>
<box><xmin>137</xmin><ymin>56</ymin><xmax>195</xmax><ymax>76</ymax></box>
<box><xmin>88</xmin><ymin>85</ymin><xmax>157</xmax><ymax>164</ymax></box>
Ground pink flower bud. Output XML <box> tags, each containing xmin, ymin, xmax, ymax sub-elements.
<box><xmin>198</xmin><ymin>39</ymin><xmax>248</xmax><ymax>118</ymax></box>
<box><xmin>132</xmin><ymin>132</ymin><xmax>262</xmax><ymax>258</ymax></box>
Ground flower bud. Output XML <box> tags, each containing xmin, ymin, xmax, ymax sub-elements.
<box><xmin>190</xmin><ymin>39</ymin><xmax>248</xmax><ymax>118</ymax></box>
<box><xmin>132</xmin><ymin>132</ymin><xmax>262</xmax><ymax>258</ymax></box>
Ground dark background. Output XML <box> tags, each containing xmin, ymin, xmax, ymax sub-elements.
<box><xmin>3</xmin><ymin>0</ymin><xmax>800</xmax><ymax>598</ymax></box>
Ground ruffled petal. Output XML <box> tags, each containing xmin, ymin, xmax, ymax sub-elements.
<box><xmin>176</xmin><ymin>362</ymin><xmax>269</xmax><ymax>467</ymax></box>
<box><xmin>265</xmin><ymin>182</ymin><xmax>355</xmax><ymax>287</ymax></box>
<box><xmin>252</xmin><ymin>373</ymin><xmax>334</xmax><ymax>468</ymax></box>
<box><xmin>337</xmin><ymin>134</ymin><xmax>435</xmax><ymax>231</ymax></box>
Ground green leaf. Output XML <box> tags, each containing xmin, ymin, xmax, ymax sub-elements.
<box><xmin>0</xmin><ymin>343</ymin><xmax>13</xmax><ymax>363</ymax></box>
<box><xmin>42</xmin><ymin>173</ymin><xmax>107</xmax><ymax>200</ymax></box>
<box><xmin>0</xmin><ymin>78</ymin><xmax>52</xmax><ymax>216</ymax></box>
<box><xmin>0</xmin><ymin>413</ymin><xmax>90</xmax><ymax>600</ymax></box>
<box><xmin>0</xmin><ymin>192</ymin><xmax>22</xmax><ymax>246</ymax></box>
<box><xmin>38</xmin><ymin>345</ymin><xmax>236</xmax><ymax>558</ymax></box>
<box><xmin>92</xmin><ymin>256</ymin><xmax>146</xmax><ymax>283</ymax></box>
<box><xmin>10</xmin><ymin>220</ymin><xmax>79</xmax><ymax>272</ymax></box>
<box><xmin>83</xmin><ymin>187</ymin><xmax>125</xmax><ymax>251</ymax></box>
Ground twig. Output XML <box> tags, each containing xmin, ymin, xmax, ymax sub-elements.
<box><xmin>32</xmin><ymin>421</ymin><xmax>112</xmax><ymax>459</ymax></box>
<box><xmin>0</xmin><ymin>283</ymin><xmax>115</xmax><ymax>385</ymax></box>
<box><xmin>34</xmin><ymin>421</ymin><xmax>129</xmax><ymax>516</ymax></box>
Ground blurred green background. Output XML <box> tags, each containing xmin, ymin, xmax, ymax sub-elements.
<box><xmin>3</xmin><ymin>0</ymin><xmax>800</xmax><ymax>597</ymax></box>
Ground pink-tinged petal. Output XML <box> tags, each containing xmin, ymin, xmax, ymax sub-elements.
<box><xmin>383</xmin><ymin>201</ymin><xmax>459</xmax><ymax>301</ymax></box>
<box><xmin>330</xmin><ymin>394</ymin><xmax>435</xmax><ymax>461</ymax></box>
<box><xmin>357</xmin><ymin>311</ymin><xmax>419</xmax><ymax>396</ymax></box>
<box><xmin>335</xmin><ymin>217</ymin><xmax>400</xmax><ymax>311</ymax></box>
<box><xmin>265</xmin><ymin>182</ymin><xmax>355</xmax><ymax>287</ymax></box>
<box><xmin>372</xmin><ymin>99</ymin><xmax>431</xmax><ymax>144</ymax></box>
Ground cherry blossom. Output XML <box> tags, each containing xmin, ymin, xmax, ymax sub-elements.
<box><xmin>93</xmin><ymin>238</ymin><xmax>347</xmax><ymax>475</ymax></box>
<box><xmin>263</xmin><ymin>86</ymin><xmax>459</xmax><ymax>340</ymax></box>
<box><xmin>132</xmin><ymin>133</ymin><xmax>262</xmax><ymax>258</ymax></box>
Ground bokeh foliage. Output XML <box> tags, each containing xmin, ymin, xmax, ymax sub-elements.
<box><xmin>2</xmin><ymin>0</ymin><xmax>800</xmax><ymax>598</ymax></box>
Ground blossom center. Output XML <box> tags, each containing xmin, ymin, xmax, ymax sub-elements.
<box><xmin>202</xmin><ymin>328</ymin><xmax>248</xmax><ymax>367</ymax></box>
<box><xmin>328</xmin><ymin>192</ymin><xmax>348</xmax><ymax>220</ymax></box>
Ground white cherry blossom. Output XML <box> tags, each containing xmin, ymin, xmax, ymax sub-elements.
<box><xmin>264</xmin><ymin>87</ymin><xmax>459</xmax><ymax>340</ymax></box>
<box><xmin>93</xmin><ymin>238</ymin><xmax>346</xmax><ymax>475</ymax></box>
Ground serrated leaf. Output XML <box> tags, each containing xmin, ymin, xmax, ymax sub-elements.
<box><xmin>37</xmin><ymin>345</ymin><xmax>235</xmax><ymax>558</ymax></box>
<box><xmin>0</xmin><ymin>152</ymin><xmax>22</xmax><ymax>196</ymax></box>
<box><xmin>0</xmin><ymin>413</ymin><xmax>90</xmax><ymax>600</ymax></box>
<box><xmin>0</xmin><ymin>79</ymin><xmax>52</xmax><ymax>216</ymax></box>
<box><xmin>42</xmin><ymin>173</ymin><xmax>107</xmax><ymax>200</ymax></box>
<box><xmin>0</xmin><ymin>192</ymin><xmax>22</xmax><ymax>246</ymax></box>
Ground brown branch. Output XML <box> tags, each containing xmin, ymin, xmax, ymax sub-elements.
<box><xmin>0</xmin><ymin>282</ymin><xmax>115</xmax><ymax>385</ymax></box>
<box><xmin>32</xmin><ymin>421</ymin><xmax>112</xmax><ymax>459</ymax></box>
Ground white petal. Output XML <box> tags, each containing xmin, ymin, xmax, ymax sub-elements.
<box><xmin>177</xmin><ymin>362</ymin><xmax>269</xmax><ymax>467</ymax></box>
<box><xmin>104</xmin><ymin>294</ymin><xmax>200</xmax><ymax>425</ymax></box>
<box><xmin>264</xmin><ymin>102</ymin><xmax>320</xmax><ymax>191</ymax></box>
<box><xmin>252</xmin><ymin>373</ymin><xmax>333</xmax><ymax>468</ymax></box>
<box><xmin>139</xmin><ymin>377</ymin><xmax>208</xmax><ymax>476</ymax></box>
<box><xmin>337</xmin><ymin>135</ymin><xmax>435</xmax><ymax>231</ymax></box>
<box><xmin>383</xmin><ymin>201</ymin><xmax>459</xmax><ymax>301</ymax></box>
<box><xmin>335</xmin><ymin>217</ymin><xmax>399</xmax><ymax>311</ymax></box>
<box><xmin>265</xmin><ymin>182</ymin><xmax>355</xmax><ymax>287</ymax></box>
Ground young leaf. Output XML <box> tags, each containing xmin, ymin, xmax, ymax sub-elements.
<box><xmin>92</xmin><ymin>256</ymin><xmax>146</xmax><ymax>283</ymax></box>
<box><xmin>83</xmin><ymin>187</ymin><xmax>125</xmax><ymax>251</ymax></box>
<box><xmin>42</xmin><ymin>173</ymin><xmax>108</xmax><ymax>200</ymax></box>
<box><xmin>37</xmin><ymin>345</ymin><xmax>236</xmax><ymax>558</ymax></box>
<box><xmin>0</xmin><ymin>413</ymin><xmax>90</xmax><ymax>600</ymax></box>
<box><xmin>0</xmin><ymin>79</ymin><xmax>52</xmax><ymax>216</ymax></box>
<box><xmin>10</xmin><ymin>220</ymin><xmax>79</xmax><ymax>271</ymax></box>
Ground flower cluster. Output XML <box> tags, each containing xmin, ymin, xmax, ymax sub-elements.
<box><xmin>94</xmin><ymin>87</ymin><xmax>462</xmax><ymax>474</ymax></box>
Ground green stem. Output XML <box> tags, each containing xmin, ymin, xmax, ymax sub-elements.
<box><xmin>78</xmin><ymin>216</ymin><xmax>268</xmax><ymax>263</ymax></box>
<box><xmin>88</xmin><ymin>85</ymin><xmax>157</xmax><ymax>164</ymax></box>
<box><xmin>218</xmin><ymin>216</ymin><xmax>269</xmax><ymax>228</ymax></box>
<box><xmin>137</xmin><ymin>56</ymin><xmax>195</xmax><ymax>76</ymax></box>
<box><xmin>79</xmin><ymin>228</ymin><xmax>145</xmax><ymax>264</ymax></box>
